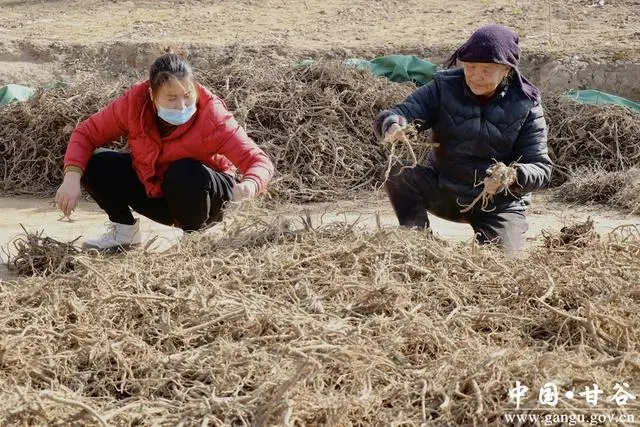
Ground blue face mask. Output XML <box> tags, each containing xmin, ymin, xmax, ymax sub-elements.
<box><xmin>156</xmin><ymin>102</ymin><xmax>197</xmax><ymax>126</ymax></box>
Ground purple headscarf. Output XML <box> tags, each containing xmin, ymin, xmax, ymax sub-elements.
<box><xmin>447</xmin><ymin>24</ymin><xmax>541</xmax><ymax>102</ymax></box>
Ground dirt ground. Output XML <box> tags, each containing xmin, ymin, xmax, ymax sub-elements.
<box><xmin>1</xmin><ymin>0</ymin><xmax>639</xmax><ymax>88</ymax></box>
<box><xmin>2</xmin><ymin>2</ymin><xmax>640</xmax><ymax>425</ymax></box>
<box><xmin>1</xmin><ymin>0</ymin><xmax>639</xmax><ymax>55</ymax></box>
<box><xmin>3</xmin><ymin>191</ymin><xmax>640</xmax><ymax>281</ymax></box>
<box><xmin>1</xmin><ymin>0</ymin><xmax>640</xmax><ymax>274</ymax></box>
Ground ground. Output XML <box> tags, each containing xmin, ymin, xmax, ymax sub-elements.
<box><xmin>1</xmin><ymin>0</ymin><xmax>640</xmax><ymax>274</ymax></box>
<box><xmin>2</xmin><ymin>192</ymin><xmax>640</xmax><ymax>280</ymax></box>
<box><xmin>1</xmin><ymin>2</ymin><xmax>640</xmax><ymax>425</ymax></box>
<box><xmin>1</xmin><ymin>0</ymin><xmax>639</xmax><ymax>55</ymax></box>
<box><xmin>1</xmin><ymin>0</ymin><xmax>639</xmax><ymax>88</ymax></box>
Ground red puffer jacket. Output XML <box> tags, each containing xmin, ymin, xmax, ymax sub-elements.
<box><xmin>64</xmin><ymin>81</ymin><xmax>274</xmax><ymax>198</ymax></box>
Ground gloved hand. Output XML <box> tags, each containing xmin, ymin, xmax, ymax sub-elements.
<box><xmin>484</xmin><ymin>164</ymin><xmax>517</xmax><ymax>195</ymax></box>
<box><xmin>384</xmin><ymin>123</ymin><xmax>405</xmax><ymax>142</ymax></box>
<box><xmin>379</xmin><ymin>114</ymin><xmax>408</xmax><ymax>141</ymax></box>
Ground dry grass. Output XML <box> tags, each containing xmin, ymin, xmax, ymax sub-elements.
<box><xmin>544</xmin><ymin>96</ymin><xmax>640</xmax><ymax>181</ymax></box>
<box><xmin>1</xmin><ymin>217</ymin><xmax>639</xmax><ymax>425</ymax></box>
<box><xmin>0</xmin><ymin>79</ymin><xmax>129</xmax><ymax>196</ymax></box>
<box><xmin>553</xmin><ymin>167</ymin><xmax>640</xmax><ymax>214</ymax></box>
<box><xmin>543</xmin><ymin>96</ymin><xmax>640</xmax><ymax>212</ymax></box>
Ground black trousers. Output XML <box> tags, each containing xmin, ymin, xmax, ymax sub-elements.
<box><xmin>81</xmin><ymin>151</ymin><xmax>234</xmax><ymax>232</ymax></box>
<box><xmin>384</xmin><ymin>163</ymin><xmax>529</xmax><ymax>251</ymax></box>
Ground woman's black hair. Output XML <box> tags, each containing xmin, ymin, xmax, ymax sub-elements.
<box><xmin>149</xmin><ymin>47</ymin><xmax>193</xmax><ymax>95</ymax></box>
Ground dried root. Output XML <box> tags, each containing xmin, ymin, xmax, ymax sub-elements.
<box><xmin>543</xmin><ymin>217</ymin><xmax>600</xmax><ymax>248</ymax></box>
<box><xmin>381</xmin><ymin>124</ymin><xmax>420</xmax><ymax>182</ymax></box>
<box><xmin>4</xmin><ymin>226</ymin><xmax>81</xmax><ymax>276</ymax></box>
<box><xmin>459</xmin><ymin>161</ymin><xmax>518</xmax><ymax>213</ymax></box>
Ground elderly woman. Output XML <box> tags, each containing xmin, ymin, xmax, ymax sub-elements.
<box><xmin>374</xmin><ymin>24</ymin><xmax>552</xmax><ymax>251</ymax></box>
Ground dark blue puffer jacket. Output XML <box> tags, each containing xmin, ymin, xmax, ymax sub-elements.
<box><xmin>374</xmin><ymin>68</ymin><xmax>552</xmax><ymax>211</ymax></box>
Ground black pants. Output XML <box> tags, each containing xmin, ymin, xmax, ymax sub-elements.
<box><xmin>81</xmin><ymin>151</ymin><xmax>234</xmax><ymax>232</ymax></box>
<box><xmin>384</xmin><ymin>163</ymin><xmax>529</xmax><ymax>251</ymax></box>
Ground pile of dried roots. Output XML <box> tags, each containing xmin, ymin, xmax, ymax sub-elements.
<box><xmin>198</xmin><ymin>61</ymin><xmax>413</xmax><ymax>201</ymax></box>
<box><xmin>551</xmin><ymin>167</ymin><xmax>640</xmax><ymax>214</ymax></box>
<box><xmin>544</xmin><ymin>95</ymin><xmax>640</xmax><ymax>211</ymax></box>
<box><xmin>542</xmin><ymin>217</ymin><xmax>600</xmax><ymax>248</ymax></box>
<box><xmin>0</xmin><ymin>79</ymin><xmax>129</xmax><ymax>196</ymax></box>
<box><xmin>1</xmin><ymin>218</ymin><xmax>639</xmax><ymax>425</ymax></box>
<box><xmin>3</xmin><ymin>225</ymin><xmax>80</xmax><ymax>276</ymax></box>
<box><xmin>545</xmin><ymin>96</ymin><xmax>640</xmax><ymax>176</ymax></box>
<box><xmin>2</xmin><ymin>67</ymin><xmax>639</xmax><ymax>210</ymax></box>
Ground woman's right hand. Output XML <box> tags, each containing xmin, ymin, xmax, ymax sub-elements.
<box><xmin>55</xmin><ymin>172</ymin><xmax>82</xmax><ymax>217</ymax></box>
<box><xmin>379</xmin><ymin>113</ymin><xmax>408</xmax><ymax>141</ymax></box>
<box><xmin>384</xmin><ymin>123</ymin><xmax>404</xmax><ymax>141</ymax></box>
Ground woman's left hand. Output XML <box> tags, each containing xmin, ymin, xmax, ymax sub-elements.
<box><xmin>232</xmin><ymin>180</ymin><xmax>258</xmax><ymax>202</ymax></box>
<box><xmin>484</xmin><ymin>165</ymin><xmax>517</xmax><ymax>195</ymax></box>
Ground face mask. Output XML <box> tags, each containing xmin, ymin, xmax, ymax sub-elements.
<box><xmin>156</xmin><ymin>102</ymin><xmax>197</xmax><ymax>126</ymax></box>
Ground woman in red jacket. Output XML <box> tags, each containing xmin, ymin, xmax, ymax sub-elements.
<box><xmin>55</xmin><ymin>51</ymin><xmax>274</xmax><ymax>251</ymax></box>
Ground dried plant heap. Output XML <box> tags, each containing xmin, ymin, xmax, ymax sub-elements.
<box><xmin>4</xmin><ymin>226</ymin><xmax>81</xmax><ymax>276</ymax></box>
<box><xmin>459</xmin><ymin>161</ymin><xmax>518</xmax><ymax>213</ymax></box>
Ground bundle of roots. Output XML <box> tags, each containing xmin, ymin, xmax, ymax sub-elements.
<box><xmin>543</xmin><ymin>217</ymin><xmax>600</xmax><ymax>248</ymax></box>
<box><xmin>4</xmin><ymin>226</ymin><xmax>81</xmax><ymax>276</ymax></box>
<box><xmin>459</xmin><ymin>161</ymin><xmax>518</xmax><ymax>213</ymax></box>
